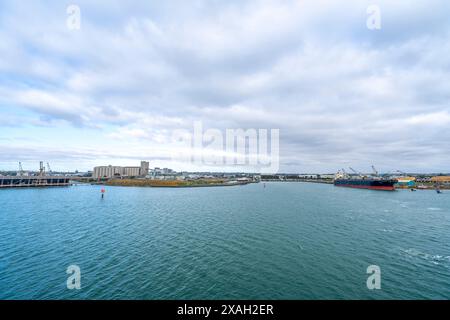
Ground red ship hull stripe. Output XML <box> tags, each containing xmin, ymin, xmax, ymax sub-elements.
<box><xmin>334</xmin><ymin>184</ymin><xmax>395</xmax><ymax>191</ymax></box>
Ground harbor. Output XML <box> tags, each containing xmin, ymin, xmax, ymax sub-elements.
<box><xmin>1</xmin><ymin>182</ymin><xmax>449</xmax><ymax>300</ymax></box>
<box><xmin>0</xmin><ymin>161</ymin><xmax>449</xmax><ymax>300</ymax></box>
<box><xmin>1</xmin><ymin>160</ymin><xmax>449</xmax><ymax>191</ymax></box>
<box><xmin>260</xmin><ymin>168</ymin><xmax>450</xmax><ymax>191</ymax></box>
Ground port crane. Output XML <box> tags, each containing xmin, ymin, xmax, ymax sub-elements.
<box><xmin>349</xmin><ymin>167</ymin><xmax>362</xmax><ymax>176</ymax></box>
<box><xmin>39</xmin><ymin>161</ymin><xmax>45</xmax><ymax>176</ymax></box>
<box><xmin>371</xmin><ymin>165</ymin><xmax>379</xmax><ymax>176</ymax></box>
<box><xmin>47</xmin><ymin>162</ymin><xmax>52</xmax><ymax>175</ymax></box>
<box><xmin>349</xmin><ymin>167</ymin><xmax>371</xmax><ymax>179</ymax></box>
<box><xmin>18</xmin><ymin>162</ymin><xmax>24</xmax><ymax>176</ymax></box>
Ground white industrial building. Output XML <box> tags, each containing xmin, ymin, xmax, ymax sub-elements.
<box><xmin>92</xmin><ymin>161</ymin><xmax>149</xmax><ymax>179</ymax></box>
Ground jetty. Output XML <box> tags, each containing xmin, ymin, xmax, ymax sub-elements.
<box><xmin>0</xmin><ymin>176</ymin><xmax>71</xmax><ymax>188</ymax></box>
<box><xmin>0</xmin><ymin>161</ymin><xmax>70</xmax><ymax>189</ymax></box>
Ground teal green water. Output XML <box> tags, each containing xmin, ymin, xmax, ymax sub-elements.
<box><xmin>0</xmin><ymin>182</ymin><xmax>449</xmax><ymax>299</ymax></box>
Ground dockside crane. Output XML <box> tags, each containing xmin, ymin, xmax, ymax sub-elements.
<box><xmin>47</xmin><ymin>162</ymin><xmax>52</xmax><ymax>175</ymax></box>
<box><xmin>371</xmin><ymin>165</ymin><xmax>379</xmax><ymax>176</ymax></box>
<box><xmin>349</xmin><ymin>167</ymin><xmax>368</xmax><ymax>178</ymax></box>
<box><xmin>39</xmin><ymin>161</ymin><xmax>45</xmax><ymax>176</ymax></box>
<box><xmin>18</xmin><ymin>162</ymin><xmax>24</xmax><ymax>176</ymax></box>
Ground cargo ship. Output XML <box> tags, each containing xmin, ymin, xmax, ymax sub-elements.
<box><xmin>334</xmin><ymin>167</ymin><xmax>397</xmax><ymax>191</ymax></box>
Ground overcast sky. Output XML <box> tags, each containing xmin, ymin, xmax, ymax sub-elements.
<box><xmin>1</xmin><ymin>0</ymin><xmax>449</xmax><ymax>173</ymax></box>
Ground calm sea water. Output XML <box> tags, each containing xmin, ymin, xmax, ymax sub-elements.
<box><xmin>0</xmin><ymin>182</ymin><xmax>449</xmax><ymax>300</ymax></box>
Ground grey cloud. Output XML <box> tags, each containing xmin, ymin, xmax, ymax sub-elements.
<box><xmin>0</xmin><ymin>0</ymin><xmax>450</xmax><ymax>172</ymax></box>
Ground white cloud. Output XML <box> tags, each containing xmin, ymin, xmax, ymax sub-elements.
<box><xmin>0</xmin><ymin>0</ymin><xmax>450</xmax><ymax>172</ymax></box>
<box><xmin>406</xmin><ymin>111</ymin><xmax>450</xmax><ymax>126</ymax></box>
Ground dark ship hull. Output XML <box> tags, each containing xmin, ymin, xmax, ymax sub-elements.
<box><xmin>334</xmin><ymin>178</ymin><xmax>397</xmax><ymax>191</ymax></box>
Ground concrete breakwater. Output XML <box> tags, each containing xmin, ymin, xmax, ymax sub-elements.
<box><xmin>0</xmin><ymin>176</ymin><xmax>71</xmax><ymax>188</ymax></box>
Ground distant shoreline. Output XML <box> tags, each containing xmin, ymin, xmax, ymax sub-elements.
<box><xmin>261</xmin><ymin>179</ymin><xmax>450</xmax><ymax>190</ymax></box>
<box><xmin>261</xmin><ymin>179</ymin><xmax>334</xmax><ymax>184</ymax></box>
<box><xmin>104</xmin><ymin>178</ymin><xmax>252</xmax><ymax>188</ymax></box>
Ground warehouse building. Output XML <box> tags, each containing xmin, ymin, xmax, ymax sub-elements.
<box><xmin>430</xmin><ymin>176</ymin><xmax>450</xmax><ymax>184</ymax></box>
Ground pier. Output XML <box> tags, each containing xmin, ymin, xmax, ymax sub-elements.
<box><xmin>0</xmin><ymin>176</ymin><xmax>71</xmax><ymax>188</ymax></box>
